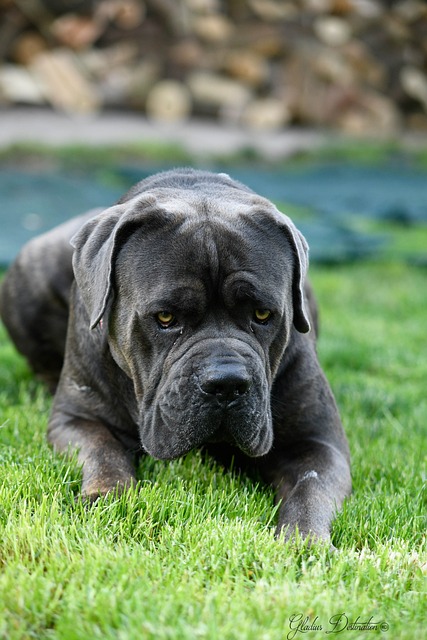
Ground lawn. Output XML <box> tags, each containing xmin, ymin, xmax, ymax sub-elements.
<box><xmin>0</xmin><ymin>260</ymin><xmax>426</xmax><ymax>638</ymax></box>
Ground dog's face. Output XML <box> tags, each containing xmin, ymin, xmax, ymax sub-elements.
<box><xmin>71</xmin><ymin>171</ymin><xmax>310</xmax><ymax>460</ymax></box>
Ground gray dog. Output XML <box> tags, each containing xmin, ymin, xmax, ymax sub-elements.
<box><xmin>0</xmin><ymin>169</ymin><xmax>351</xmax><ymax>543</ymax></box>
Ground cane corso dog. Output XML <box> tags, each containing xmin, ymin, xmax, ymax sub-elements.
<box><xmin>0</xmin><ymin>169</ymin><xmax>351</xmax><ymax>543</ymax></box>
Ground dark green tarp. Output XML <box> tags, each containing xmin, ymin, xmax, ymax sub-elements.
<box><xmin>1</xmin><ymin>162</ymin><xmax>426</xmax><ymax>266</ymax></box>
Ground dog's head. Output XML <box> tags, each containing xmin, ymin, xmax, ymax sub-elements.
<box><xmin>71</xmin><ymin>169</ymin><xmax>310</xmax><ymax>459</ymax></box>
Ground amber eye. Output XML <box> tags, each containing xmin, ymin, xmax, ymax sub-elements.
<box><xmin>156</xmin><ymin>311</ymin><xmax>175</xmax><ymax>328</ymax></box>
<box><xmin>254</xmin><ymin>309</ymin><xmax>272</xmax><ymax>324</ymax></box>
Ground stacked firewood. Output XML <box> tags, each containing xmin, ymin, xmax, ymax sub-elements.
<box><xmin>1</xmin><ymin>0</ymin><xmax>427</xmax><ymax>133</ymax></box>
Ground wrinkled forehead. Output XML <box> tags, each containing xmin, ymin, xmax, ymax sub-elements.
<box><xmin>115</xmin><ymin>190</ymin><xmax>294</xmax><ymax>297</ymax></box>
<box><xmin>152</xmin><ymin>188</ymin><xmax>292</xmax><ymax>252</ymax></box>
<box><xmin>116</xmin><ymin>211</ymin><xmax>292</xmax><ymax>318</ymax></box>
<box><xmin>152</xmin><ymin>186</ymin><xmax>273</xmax><ymax>219</ymax></box>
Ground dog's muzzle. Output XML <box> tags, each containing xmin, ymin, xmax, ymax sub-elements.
<box><xmin>139</xmin><ymin>340</ymin><xmax>273</xmax><ymax>460</ymax></box>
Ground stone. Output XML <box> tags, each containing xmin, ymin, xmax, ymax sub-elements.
<box><xmin>400</xmin><ymin>66</ymin><xmax>427</xmax><ymax>109</ymax></box>
<box><xmin>314</xmin><ymin>17</ymin><xmax>352</xmax><ymax>47</ymax></box>
<box><xmin>406</xmin><ymin>112</ymin><xmax>427</xmax><ymax>130</ymax></box>
<box><xmin>303</xmin><ymin>0</ymin><xmax>333</xmax><ymax>12</ymax></box>
<box><xmin>192</xmin><ymin>14</ymin><xmax>234</xmax><ymax>42</ymax></box>
<box><xmin>394</xmin><ymin>1</ymin><xmax>427</xmax><ymax>22</ymax></box>
<box><xmin>346</xmin><ymin>0</ymin><xmax>383</xmax><ymax>19</ymax></box>
<box><xmin>342</xmin><ymin>41</ymin><xmax>386</xmax><ymax>88</ymax></box>
<box><xmin>80</xmin><ymin>43</ymin><xmax>139</xmax><ymax>77</ymax></box>
<box><xmin>51</xmin><ymin>14</ymin><xmax>103</xmax><ymax>50</ymax></box>
<box><xmin>30</xmin><ymin>49</ymin><xmax>101</xmax><ymax>114</ymax></box>
<box><xmin>241</xmin><ymin>97</ymin><xmax>291</xmax><ymax>129</ymax></box>
<box><xmin>223</xmin><ymin>50</ymin><xmax>269</xmax><ymax>87</ymax></box>
<box><xmin>169</xmin><ymin>40</ymin><xmax>205</xmax><ymax>69</ymax></box>
<box><xmin>145</xmin><ymin>80</ymin><xmax>192</xmax><ymax>121</ymax></box>
<box><xmin>96</xmin><ymin>0</ymin><xmax>146</xmax><ymax>30</ymax></box>
<box><xmin>110</xmin><ymin>0</ymin><xmax>146</xmax><ymax>29</ymax></box>
<box><xmin>187</xmin><ymin>71</ymin><xmax>251</xmax><ymax>111</ymax></box>
<box><xmin>337</xmin><ymin>90</ymin><xmax>401</xmax><ymax>135</ymax></box>
<box><xmin>11</xmin><ymin>33</ymin><xmax>48</xmax><ymax>65</ymax></box>
<box><xmin>126</xmin><ymin>61</ymin><xmax>161</xmax><ymax>108</ymax></box>
<box><xmin>249</xmin><ymin>0</ymin><xmax>297</xmax><ymax>21</ymax></box>
<box><xmin>184</xmin><ymin>0</ymin><xmax>220</xmax><ymax>12</ymax></box>
<box><xmin>0</xmin><ymin>64</ymin><xmax>45</xmax><ymax>104</ymax></box>
<box><xmin>313</xmin><ymin>48</ymin><xmax>355</xmax><ymax>85</ymax></box>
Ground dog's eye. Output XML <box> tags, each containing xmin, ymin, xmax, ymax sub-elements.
<box><xmin>156</xmin><ymin>311</ymin><xmax>175</xmax><ymax>328</ymax></box>
<box><xmin>254</xmin><ymin>309</ymin><xmax>272</xmax><ymax>324</ymax></box>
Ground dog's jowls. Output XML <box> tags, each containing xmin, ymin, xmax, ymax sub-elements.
<box><xmin>0</xmin><ymin>169</ymin><xmax>351</xmax><ymax>543</ymax></box>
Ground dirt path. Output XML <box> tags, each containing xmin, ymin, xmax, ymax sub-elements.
<box><xmin>0</xmin><ymin>107</ymin><xmax>327</xmax><ymax>159</ymax></box>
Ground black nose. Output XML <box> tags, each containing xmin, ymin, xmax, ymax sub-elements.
<box><xmin>199</xmin><ymin>361</ymin><xmax>251</xmax><ymax>403</ymax></box>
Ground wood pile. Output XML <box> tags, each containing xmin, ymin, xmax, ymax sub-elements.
<box><xmin>1</xmin><ymin>0</ymin><xmax>427</xmax><ymax>134</ymax></box>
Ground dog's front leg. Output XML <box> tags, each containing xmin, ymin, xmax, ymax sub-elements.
<box><xmin>262</xmin><ymin>439</ymin><xmax>351</xmax><ymax>544</ymax></box>
<box><xmin>48</xmin><ymin>415</ymin><xmax>136</xmax><ymax>500</ymax></box>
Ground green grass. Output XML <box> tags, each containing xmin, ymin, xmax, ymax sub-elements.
<box><xmin>0</xmin><ymin>262</ymin><xmax>426</xmax><ymax>640</ymax></box>
<box><xmin>2</xmin><ymin>137</ymin><xmax>427</xmax><ymax>170</ymax></box>
<box><xmin>0</xmin><ymin>141</ymin><xmax>194</xmax><ymax>169</ymax></box>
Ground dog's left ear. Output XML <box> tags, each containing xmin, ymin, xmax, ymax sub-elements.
<box><xmin>268</xmin><ymin>206</ymin><xmax>311</xmax><ymax>333</ymax></box>
<box><xmin>284</xmin><ymin>218</ymin><xmax>311</xmax><ymax>333</ymax></box>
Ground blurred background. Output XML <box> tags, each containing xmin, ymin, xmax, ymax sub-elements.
<box><xmin>1</xmin><ymin>0</ymin><xmax>427</xmax><ymax>266</ymax></box>
<box><xmin>1</xmin><ymin>0</ymin><xmax>427</xmax><ymax>132</ymax></box>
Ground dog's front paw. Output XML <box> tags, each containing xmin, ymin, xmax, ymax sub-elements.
<box><xmin>275</xmin><ymin>520</ymin><xmax>334</xmax><ymax>549</ymax></box>
<box><xmin>80</xmin><ymin>475</ymin><xmax>137</xmax><ymax>503</ymax></box>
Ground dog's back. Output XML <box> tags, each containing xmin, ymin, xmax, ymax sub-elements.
<box><xmin>0</xmin><ymin>210</ymin><xmax>99</xmax><ymax>390</ymax></box>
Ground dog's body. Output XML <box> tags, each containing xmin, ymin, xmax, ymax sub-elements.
<box><xmin>0</xmin><ymin>169</ymin><xmax>351</xmax><ymax>542</ymax></box>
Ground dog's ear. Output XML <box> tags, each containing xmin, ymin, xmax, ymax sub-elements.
<box><xmin>283</xmin><ymin>218</ymin><xmax>311</xmax><ymax>333</ymax></box>
<box><xmin>70</xmin><ymin>196</ymin><xmax>158</xmax><ymax>329</ymax></box>
<box><xmin>268</xmin><ymin>206</ymin><xmax>311</xmax><ymax>333</ymax></box>
<box><xmin>70</xmin><ymin>204</ymin><xmax>126</xmax><ymax>329</ymax></box>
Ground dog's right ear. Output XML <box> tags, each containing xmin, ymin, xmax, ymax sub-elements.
<box><xmin>70</xmin><ymin>195</ymin><xmax>159</xmax><ymax>329</ymax></box>
<box><xmin>70</xmin><ymin>204</ymin><xmax>123</xmax><ymax>330</ymax></box>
